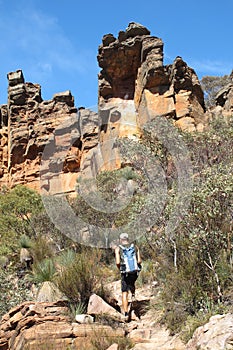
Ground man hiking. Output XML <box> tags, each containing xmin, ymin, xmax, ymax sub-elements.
<box><xmin>115</xmin><ymin>233</ymin><xmax>142</xmax><ymax>321</ymax></box>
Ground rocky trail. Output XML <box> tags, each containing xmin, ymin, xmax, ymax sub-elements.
<box><xmin>0</xmin><ymin>278</ymin><xmax>232</xmax><ymax>349</ymax></box>
<box><xmin>107</xmin><ymin>280</ymin><xmax>186</xmax><ymax>349</ymax></box>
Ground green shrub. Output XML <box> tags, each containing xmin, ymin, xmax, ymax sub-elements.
<box><xmin>55</xmin><ymin>248</ymin><xmax>103</xmax><ymax>306</ymax></box>
<box><xmin>120</xmin><ymin>166</ymin><xmax>138</xmax><ymax>180</ymax></box>
<box><xmin>160</xmin><ymin>301</ymin><xmax>190</xmax><ymax>335</ymax></box>
<box><xmin>31</xmin><ymin>258</ymin><xmax>56</xmax><ymax>283</ymax></box>
<box><xmin>19</xmin><ymin>234</ymin><xmax>33</xmax><ymax>249</ymax></box>
<box><xmin>56</xmin><ymin>248</ymin><xmax>76</xmax><ymax>268</ymax></box>
<box><xmin>0</xmin><ymin>244</ymin><xmax>12</xmax><ymax>257</ymax></box>
<box><xmin>0</xmin><ymin>185</ymin><xmax>43</xmax><ymax>239</ymax></box>
<box><xmin>69</xmin><ymin>301</ymin><xmax>86</xmax><ymax>320</ymax></box>
<box><xmin>137</xmin><ymin>259</ymin><xmax>157</xmax><ymax>287</ymax></box>
<box><xmin>31</xmin><ymin>235</ymin><xmax>55</xmax><ymax>264</ymax></box>
<box><xmin>73</xmin><ymin>164</ymin><xmax>145</xmax><ymax>240</ymax></box>
<box><xmin>138</xmin><ymin>115</ymin><xmax>233</xmax><ymax>333</ymax></box>
<box><xmin>30</xmin><ymin>210</ymin><xmax>75</xmax><ymax>251</ymax></box>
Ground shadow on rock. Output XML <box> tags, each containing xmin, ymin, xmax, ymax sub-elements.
<box><xmin>129</xmin><ymin>299</ymin><xmax>150</xmax><ymax>320</ymax></box>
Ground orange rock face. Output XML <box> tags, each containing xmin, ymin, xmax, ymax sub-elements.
<box><xmin>0</xmin><ymin>22</ymin><xmax>219</xmax><ymax>195</ymax></box>
<box><xmin>97</xmin><ymin>23</ymin><xmax>206</xmax><ymax>172</ymax></box>
<box><xmin>0</xmin><ymin>70</ymin><xmax>99</xmax><ymax>194</ymax></box>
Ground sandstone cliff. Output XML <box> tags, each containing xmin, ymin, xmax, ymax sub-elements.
<box><xmin>98</xmin><ymin>22</ymin><xmax>205</xmax><ymax>132</ymax></box>
<box><xmin>0</xmin><ymin>70</ymin><xmax>98</xmax><ymax>194</ymax></box>
<box><xmin>0</xmin><ymin>22</ymin><xmax>231</xmax><ymax>194</ymax></box>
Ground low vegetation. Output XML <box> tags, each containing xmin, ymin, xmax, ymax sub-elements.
<box><xmin>140</xmin><ymin>115</ymin><xmax>233</xmax><ymax>336</ymax></box>
<box><xmin>90</xmin><ymin>328</ymin><xmax>134</xmax><ymax>350</ymax></box>
<box><xmin>0</xmin><ymin>114</ymin><xmax>232</xmax><ymax>343</ymax></box>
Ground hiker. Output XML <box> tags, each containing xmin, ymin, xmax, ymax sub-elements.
<box><xmin>115</xmin><ymin>233</ymin><xmax>142</xmax><ymax>320</ymax></box>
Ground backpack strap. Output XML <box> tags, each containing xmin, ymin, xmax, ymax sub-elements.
<box><xmin>119</xmin><ymin>243</ymin><xmax>134</xmax><ymax>250</ymax></box>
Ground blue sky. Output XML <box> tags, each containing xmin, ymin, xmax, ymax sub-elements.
<box><xmin>0</xmin><ymin>0</ymin><xmax>232</xmax><ymax>108</ymax></box>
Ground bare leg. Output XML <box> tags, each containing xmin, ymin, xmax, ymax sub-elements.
<box><xmin>122</xmin><ymin>291</ymin><xmax>129</xmax><ymax>314</ymax></box>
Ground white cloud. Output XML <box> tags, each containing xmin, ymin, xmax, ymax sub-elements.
<box><xmin>188</xmin><ymin>59</ymin><xmax>232</xmax><ymax>76</ymax></box>
<box><xmin>163</xmin><ymin>51</ymin><xmax>231</xmax><ymax>77</ymax></box>
<box><xmin>0</xmin><ymin>2</ymin><xmax>99</xmax><ymax>104</ymax></box>
<box><xmin>0</xmin><ymin>4</ymin><xmax>97</xmax><ymax>78</ymax></box>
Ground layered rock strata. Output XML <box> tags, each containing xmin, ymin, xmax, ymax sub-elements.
<box><xmin>98</xmin><ymin>23</ymin><xmax>206</xmax><ymax>128</ymax></box>
<box><xmin>97</xmin><ymin>22</ymin><xmax>206</xmax><ymax>170</ymax></box>
<box><xmin>0</xmin><ymin>70</ymin><xmax>98</xmax><ymax>194</ymax></box>
<box><xmin>0</xmin><ymin>23</ymin><xmax>211</xmax><ymax>193</ymax></box>
<box><xmin>0</xmin><ymin>301</ymin><xmax>124</xmax><ymax>350</ymax></box>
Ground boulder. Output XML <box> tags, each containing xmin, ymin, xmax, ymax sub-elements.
<box><xmin>87</xmin><ymin>294</ymin><xmax>123</xmax><ymax>321</ymax></box>
<box><xmin>106</xmin><ymin>344</ymin><xmax>119</xmax><ymax>350</ymax></box>
<box><xmin>19</xmin><ymin>248</ymin><xmax>33</xmax><ymax>269</ymax></box>
<box><xmin>36</xmin><ymin>281</ymin><xmax>66</xmax><ymax>303</ymax></box>
<box><xmin>186</xmin><ymin>313</ymin><xmax>233</xmax><ymax>350</ymax></box>
<box><xmin>75</xmin><ymin>314</ymin><xmax>94</xmax><ymax>324</ymax></box>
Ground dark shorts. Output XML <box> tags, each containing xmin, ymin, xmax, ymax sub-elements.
<box><xmin>121</xmin><ymin>271</ymin><xmax>138</xmax><ymax>293</ymax></box>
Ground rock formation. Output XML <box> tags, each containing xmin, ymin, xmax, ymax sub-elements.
<box><xmin>0</xmin><ymin>300</ymin><xmax>125</xmax><ymax>350</ymax></box>
<box><xmin>215</xmin><ymin>70</ymin><xmax>233</xmax><ymax>116</ymax></box>
<box><xmin>204</xmin><ymin>71</ymin><xmax>233</xmax><ymax>123</ymax></box>
<box><xmin>0</xmin><ymin>70</ymin><xmax>98</xmax><ymax>194</ymax></box>
<box><xmin>0</xmin><ymin>284</ymin><xmax>187</xmax><ymax>350</ymax></box>
<box><xmin>97</xmin><ymin>22</ymin><xmax>207</xmax><ymax>171</ymax></box>
<box><xmin>0</xmin><ymin>22</ymin><xmax>225</xmax><ymax>194</ymax></box>
<box><xmin>1</xmin><ymin>285</ymin><xmax>231</xmax><ymax>350</ymax></box>
<box><xmin>186</xmin><ymin>313</ymin><xmax>233</xmax><ymax>350</ymax></box>
<box><xmin>98</xmin><ymin>23</ymin><xmax>205</xmax><ymax>128</ymax></box>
